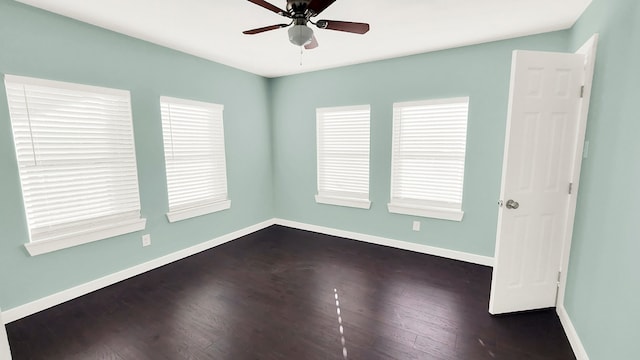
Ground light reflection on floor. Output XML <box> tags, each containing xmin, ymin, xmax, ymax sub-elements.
<box><xmin>333</xmin><ymin>288</ymin><xmax>348</xmax><ymax>359</ymax></box>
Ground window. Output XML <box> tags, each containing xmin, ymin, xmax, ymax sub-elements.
<box><xmin>160</xmin><ymin>96</ymin><xmax>230</xmax><ymax>222</ymax></box>
<box><xmin>388</xmin><ymin>97</ymin><xmax>469</xmax><ymax>221</ymax></box>
<box><xmin>4</xmin><ymin>75</ymin><xmax>146</xmax><ymax>256</ymax></box>
<box><xmin>315</xmin><ymin>105</ymin><xmax>371</xmax><ymax>209</ymax></box>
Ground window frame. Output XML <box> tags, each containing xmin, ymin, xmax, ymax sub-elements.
<box><xmin>160</xmin><ymin>96</ymin><xmax>230</xmax><ymax>223</ymax></box>
<box><xmin>315</xmin><ymin>104</ymin><xmax>371</xmax><ymax>210</ymax></box>
<box><xmin>388</xmin><ymin>97</ymin><xmax>470</xmax><ymax>221</ymax></box>
<box><xmin>4</xmin><ymin>74</ymin><xmax>146</xmax><ymax>256</ymax></box>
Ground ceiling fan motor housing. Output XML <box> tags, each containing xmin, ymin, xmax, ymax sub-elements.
<box><xmin>286</xmin><ymin>0</ymin><xmax>312</xmax><ymax>14</ymax></box>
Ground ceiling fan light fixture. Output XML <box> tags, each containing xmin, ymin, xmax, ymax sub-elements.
<box><xmin>288</xmin><ymin>25</ymin><xmax>313</xmax><ymax>46</ymax></box>
<box><xmin>244</xmin><ymin>0</ymin><xmax>370</xmax><ymax>49</ymax></box>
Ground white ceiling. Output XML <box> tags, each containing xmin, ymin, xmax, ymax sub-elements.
<box><xmin>17</xmin><ymin>0</ymin><xmax>592</xmax><ymax>78</ymax></box>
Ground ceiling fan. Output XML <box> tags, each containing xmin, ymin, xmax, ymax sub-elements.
<box><xmin>243</xmin><ymin>0</ymin><xmax>370</xmax><ymax>49</ymax></box>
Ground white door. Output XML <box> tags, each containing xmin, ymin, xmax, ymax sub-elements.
<box><xmin>489</xmin><ymin>50</ymin><xmax>585</xmax><ymax>315</ymax></box>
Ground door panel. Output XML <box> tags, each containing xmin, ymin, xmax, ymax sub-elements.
<box><xmin>489</xmin><ymin>50</ymin><xmax>584</xmax><ymax>315</ymax></box>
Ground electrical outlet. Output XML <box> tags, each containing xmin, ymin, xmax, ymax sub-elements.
<box><xmin>412</xmin><ymin>221</ymin><xmax>420</xmax><ymax>231</ymax></box>
<box><xmin>142</xmin><ymin>234</ymin><xmax>151</xmax><ymax>247</ymax></box>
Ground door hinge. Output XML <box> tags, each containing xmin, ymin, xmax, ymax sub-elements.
<box><xmin>568</xmin><ymin>182</ymin><xmax>573</xmax><ymax>195</ymax></box>
<box><xmin>580</xmin><ymin>85</ymin><xmax>585</xmax><ymax>98</ymax></box>
<box><xmin>557</xmin><ymin>271</ymin><xmax>562</xmax><ymax>287</ymax></box>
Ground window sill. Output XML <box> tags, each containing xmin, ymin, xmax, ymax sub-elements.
<box><xmin>387</xmin><ymin>203</ymin><xmax>464</xmax><ymax>222</ymax></box>
<box><xmin>25</xmin><ymin>218</ymin><xmax>147</xmax><ymax>256</ymax></box>
<box><xmin>166</xmin><ymin>200</ymin><xmax>231</xmax><ymax>223</ymax></box>
<box><xmin>315</xmin><ymin>195</ymin><xmax>371</xmax><ymax>210</ymax></box>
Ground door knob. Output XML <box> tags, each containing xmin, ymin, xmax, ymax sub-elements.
<box><xmin>505</xmin><ymin>199</ymin><xmax>519</xmax><ymax>210</ymax></box>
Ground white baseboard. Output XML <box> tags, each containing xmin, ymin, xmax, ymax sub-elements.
<box><xmin>0</xmin><ymin>218</ymin><xmax>499</xmax><ymax>360</ymax></box>
<box><xmin>557</xmin><ymin>305</ymin><xmax>590</xmax><ymax>360</ymax></box>
<box><xmin>2</xmin><ymin>219</ymin><xmax>275</xmax><ymax>324</ymax></box>
<box><xmin>274</xmin><ymin>219</ymin><xmax>591</xmax><ymax>357</ymax></box>
<box><xmin>2</xmin><ymin>217</ymin><xmax>494</xmax><ymax>324</ymax></box>
<box><xmin>273</xmin><ymin>218</ymin><xmax>494</xmax><ymax>267</ymax></box>
<box><xmin>2</xmin><ymin>217</ymin><xmax>587</xmax><ymax>360</ymax></box>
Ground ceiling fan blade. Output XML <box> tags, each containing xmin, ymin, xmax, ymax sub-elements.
<box><xmin>305</xmin><ymin>35</ymin><xmax>319</xmax><ymax>49</ymax></box>
<box><xmin>247</xmin><ymin>0</ymin><xmax>287</xmax><ymax>16</ymax></box>
<box><xmin>307</xmin><ymin>0</ymin><xmax>337</xmax><ymax>15</ymax></box>
<box><xmin>243</xmin><ymin>24</ymin><xmax>289</xmax><ymax>35</ymax></box>
<box><xmin>317</xmin><ymin>20</ymin><xmax>370</xmax><ymax>34</ymax></box>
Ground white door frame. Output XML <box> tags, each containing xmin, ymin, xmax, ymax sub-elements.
<box><xmin>0</xmin><ymin>309</ymin><xmax>12</xmax><ymax>360</ymax></box>
<box><xmin>490</xmin><ymin>35</ymin><xmax>599</xmax><ymax>315</ymax></box>
<box><xmin>557</xmin><ymin>34</ymin><xmax>599</xmax><ymax>307</ymax></box>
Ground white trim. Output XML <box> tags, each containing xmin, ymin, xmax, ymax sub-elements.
<box><xmin>387</xmin><ymin>203</ymin><xmax>464</xmax><ymax>222</ymax></box>
<box><xmin>159</xmin><ymin>95</ymin><xmax>223</xmax><ymax>111</ymax></box>
<box><xmin>552</xmin><ymin>35</ymin><xmax>598</xmax><ymax>360</ymax></box>
<box><xmin>24</xmin><ymin>218</ymin><xmax>147</xmax><ymax>256</ymax></box>
<box><xmin>316</xmin><ymin>104</ymin><xmax>370</xmax><ymax>114</ymax></box>
<box><xmin>4</xmin><ymin>74</ymin><xmax>129</xmax><ymax>97</ymax></box>
<box><xmin>557</xmin><ymin>305</ymin><xmax>590</xmax><ymax>360</ymax></box>
<box><xmin>315</xmin><ymin>195</ymin><xmax>371</xmax><ymax>209</ymax></box>
<box><xmin>393</xmin><ymin>96</ymin><xmax>470</xmax><ymax>108</ymax></box>
<box><xmin>557</xmin><ymin>34</ymin><xmax>599</xmax><ymax>308</ymax></box>
<box><xmin>0</xmin><ymin>309</ymin><xmax>11</xmax><ymax>359</ymax></box>
<box><xmin>273</xmin><ymin>218</ymin><xmax>493</xmax><ymax>267</ymax></box>
<box><xmin>3</xmin><ymin>219</ymin><xmax>275</xmax><ymax>324</ymax></box>
<box><xmin>3</xmin><ymin>217</ymin><xmax>494</xmax><ymax>324</ymax></box>
<box><xmin>2</xmin><ymin>215</ymin><xmax>589</xmax><ymax>360</ymax></box>
<box><xmin>166</xmin><ymin>200</ymin><xmax>231</xmax><ymax>223</ymax></box>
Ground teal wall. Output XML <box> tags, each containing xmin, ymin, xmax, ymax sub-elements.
<box><xmin>270</xmin><ymin>32</ymin><xmax>569</xmax><ymax>257</ymax></box>
<box><xmin>0</xmin><ymin>0</ymin><xmax>274</xmax><ymax>309</ymax></box>
<box><xmin>564</xmin><ymin>0</ymin><xmax>640</xmax><ymax>358</ymax></box>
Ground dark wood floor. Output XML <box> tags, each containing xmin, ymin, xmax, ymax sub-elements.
<box><xmin>6</xmin><ymin>225</ymin><xmax>575</xmax><ymax>359</ymax></box>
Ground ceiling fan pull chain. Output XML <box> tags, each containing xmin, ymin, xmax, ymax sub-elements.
<box><xmin>300</xmin><ymin>46</ymin><xmax>304</xmax><ymax>66</ymax></box>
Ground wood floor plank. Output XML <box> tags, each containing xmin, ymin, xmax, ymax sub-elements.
<box><xmin>6</xmin><ymin>226</ymin><xmax>576</xmax><ymax>359</ymax></box>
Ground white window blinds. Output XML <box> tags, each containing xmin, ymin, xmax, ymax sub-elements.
<box><xmin>388</xmin><ymin>97</ymin><xmax>469</xmax><ymax>221</ymax></box>
<box><xmin>4</xmin><ymin>74</ymin><xmax>146</xmax><ymax>255</ymax></box>
<box><xmin>160</xmin><ymin>96</ymin><xmax>230</xmax><ymax>222</ymax></box>
<box><xmin>316</xmin><ymin>105</ymin><xmax>371</xmax><ymax>209</ymax></box>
